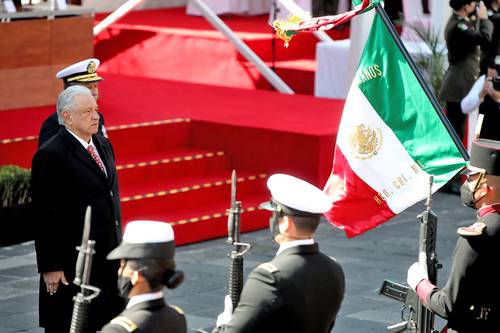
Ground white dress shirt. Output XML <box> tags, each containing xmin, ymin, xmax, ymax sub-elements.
<box><xmin>66</xmin><ymin>128</ymin><xmax>107</xmax><ymax>177</ymax></box>
<box><xmin>276</xmin><ymin>238</ymin><xmax>315</xmax><ymax>256</ymax></box>
<box><xmin>126</xmin><ymin>291</ymin><xmax>164</xmax><ymax>309</ymax></box>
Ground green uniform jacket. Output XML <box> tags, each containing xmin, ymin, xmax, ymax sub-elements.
<box><xmin>215</xmin><ymin>243</ymin><xmax>345</xmax><ymax>333</ymax></box>
<box><xmin>426</xmin><ymin>212</ymin><xmax>500</xmax><ymax>332</ymax></box>
<box><xmin>440</xmin><ymin>13</ymin><xmax>493</xmax><ymax>103</ymax></box>
<box><xmin>101</xmin><ymin>298</ymin><xmax>187</xmax><ymax>333</ymax></box>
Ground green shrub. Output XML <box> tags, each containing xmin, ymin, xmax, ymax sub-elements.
<box><xmin>0</xmin><ymin>165</ymin><xmax>31</xmax><ymax>208</ymax></box>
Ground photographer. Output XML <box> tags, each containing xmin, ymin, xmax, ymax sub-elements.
<box><xmin>461</xmin><ymin>56</ymin><xmax>500</xmax><ymax>140</ymax></box>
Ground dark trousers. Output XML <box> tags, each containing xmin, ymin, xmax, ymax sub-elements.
<box><xmin>445</xmin><ymin>102</ymin><xmax>466</xmax><ymax>141</ymax></box>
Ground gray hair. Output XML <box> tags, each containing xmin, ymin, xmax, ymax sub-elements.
<box><xmin>56</xmin><ymin>85</ymin><xmax>92</xmax><ymax>125</ymax></box>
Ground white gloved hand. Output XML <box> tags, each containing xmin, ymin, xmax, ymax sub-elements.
<box><xmin>216</xmin><ymin>295</ymin><xmax>233</xmax><ymax>327</ymax></box>
<box><xmin>407</xmin><ymin>252</ymin><xmax>429</xmax><ymax>291</ymax></box>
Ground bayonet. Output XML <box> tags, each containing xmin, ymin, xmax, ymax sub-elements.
<box><xmin>380</xmin><ymin>176</ymin><xmax>440</xmax><ymax>333</ymax></box>
<box><xmin>70</xmin><ymin>206</ymin><xmax>101</xmax><ymax>333</ymax></box>
<box><xmin>226</xmin><ymin>170</ymin><xmax>252</xmax><ymax>310</ymax></box>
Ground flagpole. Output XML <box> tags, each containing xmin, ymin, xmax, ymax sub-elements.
<box><xmin>373</xmin><ymin>4</ymin><xmax>469</xmax><ymax>160</ymax></box>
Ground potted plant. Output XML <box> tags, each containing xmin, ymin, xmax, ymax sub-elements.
<box><xmin>0</xmin><ymin>165</ymin><xmax>35</xmax><ymax>246</ymax></box>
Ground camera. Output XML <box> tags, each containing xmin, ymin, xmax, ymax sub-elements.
<box><xmin>493</xmin><ymin>76</ymin><xmax>500</xmax><ymax>91</ymax></box>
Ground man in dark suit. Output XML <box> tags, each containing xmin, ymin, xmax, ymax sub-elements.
<box><xmin>38</xmin><ymin>58</ymin><xmax>107</xmax><ymax>148</ymax></box>
<box><xmin>31</xmin><ymin>85</ymin><xmax>124</xmax><ymax>332</ymax></box>
<box><xmin>407</xmin><ymin>138</ymin><xmax>500</xmax><ymax>332</ymax></box>
<box><xmin>101</xmin><ymin>220</ymin><xmax>187</xmax><ymax>333</ymax></box>
<box><xmin>213</xmin><ymin>174</ymin><xmax>345</xmax><ymax>333</ymax></box>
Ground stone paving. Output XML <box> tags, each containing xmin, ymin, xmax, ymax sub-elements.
<box><xmin>0</xmin><ymin>192</ymin><xmax>475</xmax><ymax>332</ymax></box>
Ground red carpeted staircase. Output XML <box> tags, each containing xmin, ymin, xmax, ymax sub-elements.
<box><xmin>94</xmin><ymin>7</ymin><xmax>349</xmax><ymax>95</ymax></box>
<box><xmin>108</xmin><ymin>119</ymin><xmax>269</xmax><ymax>245</ymax></box>
<box><xmin>0</xmin><ymin>75</ymin><xmax>343</xmax><ymax>245</ymax></box>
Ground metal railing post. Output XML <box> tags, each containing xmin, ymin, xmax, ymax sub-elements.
<box><xmin>93</xmin><ymin>0</ymin><xmax>145</xmax><ymax>36</ymax></box>
<box><xmin>193</xmin><ymin>0</ymin><xmax>294</xmax><ymax>95</ymax></box>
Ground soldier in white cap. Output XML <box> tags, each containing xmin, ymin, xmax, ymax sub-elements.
<box><xmin>38</xmin><ymin>58</ymin><xmax>107</xmax><ymax>147</ymax></box>
<box><xmin>213</xmin><ymin>174</ymin><xmax>345</xmax><ymax>333</ymax></box>
<box><xmin>101</xmin><ymin>220</ymin><xmax>187</xmax><ymax>333</ymax></box>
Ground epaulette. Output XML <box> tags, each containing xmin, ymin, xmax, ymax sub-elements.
<box><xmin>329</xmin><ymin>256</ymin><xmax>338</xmax><ymax>262</ymax></box>
<box><xmin>457</xmin><ymin>22</ymin><xmax>469</xmax><ymax>31</ymax></box>
<box><xmin>457</xmin><ymin>222</ymin><xmax>486</xmax><ymax>237</ymax></box>
<box><xmin>257</xmin><ymin>262</ymin><xmax>279</xmax><ymax>274</ymax></box>
<box><xmin>110</xmin><ymin>316</ymin><xmax>138</xmax><ymax>332</ymax></box>
<box><xmin>170</xmin><ymin>304</ymin><xmax>185</xmax><ymax>315</ymax></box>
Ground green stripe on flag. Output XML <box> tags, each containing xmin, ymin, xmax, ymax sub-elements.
<box><xmin>355</xmin><ymin>13</ymin><xmax>466</xmax><ymax>185</ymax></box>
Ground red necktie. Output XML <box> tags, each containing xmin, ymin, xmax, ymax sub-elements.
<box><xmin>87</xmin><ymin>145</ymin><xmax>106</xmax><ymax>174</ymax></box>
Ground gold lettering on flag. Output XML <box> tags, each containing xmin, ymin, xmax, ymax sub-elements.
<box><xmin>355</xmin><ymin>64</ymin><xmax>383</xmax><ymax>84</ymax></box>
<box><xmin>349</xmin><ymin>124</ymin><xmax>382</xmax><ymax>160</ymax></box>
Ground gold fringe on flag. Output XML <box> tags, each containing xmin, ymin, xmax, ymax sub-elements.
<box><xmin>273</xmin><ymin>14</ymin><xmax>302</xmax><ymax>48</ymax></box>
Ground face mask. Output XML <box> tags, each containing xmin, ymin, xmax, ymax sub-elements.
<box><xmin>269</xmin><ymin>210</ymin><xmax>281</xmax><ymax>241</ymax></box>
<box><xmin>117</xmin><ymin>273</ymin><xmax>133</xmax><ymax>300</ymax></box>
<box><xmin>460</xmin><ymin>181</ymin><xmax>476</xmax><ymax>208</ymax></box>
<box><xmin>460</xmin><ymin>172</ymin><xmax>487</xmax><ymax>209</ymax></box>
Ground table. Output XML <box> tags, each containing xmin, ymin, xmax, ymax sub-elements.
<box><xmin>315</xmin><ymin>39</ymin><xmax>445</xmax><ymax>99</ymax></box>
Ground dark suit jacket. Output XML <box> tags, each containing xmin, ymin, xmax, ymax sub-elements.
<box><xmin>101</xmin><ymin>297</ymin><xmax>187</xmax><ymax>333</ymax></box>
<box><xmin>31</xmin><ymin>127</ymin><xmax>123</xmax><ymax>331</ymax></box>
<box><xmin>216</xmin><ymin>243</ymin><xmax>345</xmax><ymax>333</ymax></box>
<box><xmin>427</xmin><ymin>212</ymin><xmax>500</xmax><ymax>332</ymax></box>
<box><xmin>38</xmin><ymin>112</ymin><xmax>106</xmax><ymax>148</ymax></box>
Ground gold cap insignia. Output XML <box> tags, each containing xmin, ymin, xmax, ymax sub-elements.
<box><xmin>87</xmin><ymin>61</ymin><xmax>97</xmax><ymax>74</ymax></box>
<box><xmin>349</xmin><ymin>124</ymin><xmax>383</xmax><ymax>160</ymax></box>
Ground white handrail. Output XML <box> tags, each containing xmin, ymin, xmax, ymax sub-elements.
<box><xmin>192</xmin><ymin>0</ymin><xmax>294</xmax><ymax>95</ymax></box>
<box><xmin>93</xmin><ymin>0</ymin><xmax>145</xmax><ymax>36</ymax></box>
<box><xmin>277</xmin><ymin>0</ymin><xmax>334</xmax><ymax>43</ymax></box>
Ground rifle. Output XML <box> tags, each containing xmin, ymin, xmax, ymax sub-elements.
<box><xmin>380</xmin><ymin>176</ymin><xmax>441</xmax><ymax>333</ymax></box>
<box><xmin>226</xmin><ymin>170</ymin><xmax>252</xmax><ymax>310</ymax></box>
<box><xmin>69</xmin><ymin>206</ymin><xmax>101</xmax><ymax>333</ymax></box>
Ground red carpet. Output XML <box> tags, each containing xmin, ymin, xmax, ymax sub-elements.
<box><xmin>94</xmin><ymin>7</ymin><xmax>349</xmax><ymax>95</ymax></box>
<box><xmin>0</xmin><ymin>74</ymin><xmax>344</xmax><ymax>244</ymax></box>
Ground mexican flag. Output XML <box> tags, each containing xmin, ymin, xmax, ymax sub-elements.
<box><xmin>323</xmin><ymin>12</ymin><xmax>467</xmax><ymax>238</ymax></box>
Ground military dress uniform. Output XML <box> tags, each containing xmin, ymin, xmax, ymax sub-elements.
<box><xmin>215</xmin><ymin>243</ymin><xmax>344</xmax><ymax>333</ymax></box>
<box><xmin>214</xmin><ymin>174</ymin><xmax>345</xmax><ymax>333</ymax></box>
<box><xmin>101</xmin><ymin>221</ymin><xmax>187</xmax><ymax>333</ymax></box>
<box><xmin>440</xmin><ymin>12</ymin><xmax>493</xmax><ymax>139</ymax></box>
<box><xmin>408</xmin><ymin>139</ymin><xmax>500</xmax><ymax>333</ymax></box>
<box><xmin>101</xmin><ymin>298</ymin><xmax>186</xmax><ymax>333</ymax></box>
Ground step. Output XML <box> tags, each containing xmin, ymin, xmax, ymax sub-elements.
<box><xmin>121</xmin><ymin>172</ymin><xmax>268</xmax><ymax>219</ymax></box>
<box><xmin>107</xmin><ymin>118</ymin><xmax>192</xmax><ymax>160</ymax></box>
<box><xmin>117</xmin><ymin>148</ymin><xmax>230</xmax><ymax>190</ymax></box>
<box><xmin>122</xmin><ymin>195</ymin><xmax>270</xmax><ymax>245</ymax></box>
<box><xmin>0</xmin><ymin>137</ymin><xmax>37</xmax><ymax>169</ymax></box>
<box><xmin>241</xmin><ymin>59</ymin><xmax>316</xmax><ymax>95</ymax></box>
<box><xmin>235</xmin><ymin>27</ymin><xmax>350</xmax><ymax>63</ymax></box>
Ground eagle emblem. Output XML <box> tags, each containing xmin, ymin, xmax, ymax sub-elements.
<box><xmin>349</xmin><ymin>124</ymin><xmax>382</xmax><ymax>160</ymax></box>
<box><xmin>87</xmin><ymin>61</ymin><xmax>97</xmax><ymax>74</ymax></box>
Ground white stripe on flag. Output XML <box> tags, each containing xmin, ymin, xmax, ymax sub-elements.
<box><xmin>337</xmin><ymin>84</ymin><xmax>431</xmax><ymax>213</ymax></box>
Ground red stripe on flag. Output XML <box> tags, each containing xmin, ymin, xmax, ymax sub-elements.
<box><xmin>324</xmin><ymin>146</ymin><xmax>395</xmax><ymax>238</ymax></box>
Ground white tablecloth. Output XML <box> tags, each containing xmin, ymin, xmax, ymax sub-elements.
<box><xmin>315</xmin><ymin>39</ymin><xmax>445</xmax><ymax>99</ymax></box>
<box><xmin>187</xmin><ymin>0</ymin><xmax>272</xmax><ymax>16</ymax></box>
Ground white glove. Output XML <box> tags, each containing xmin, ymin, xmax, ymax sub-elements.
<box><xmin>407</xmin><ymin>252</ymin><xmax>429</xmax><ymax>291</ymax></box>
<box><xmin>216</xmin><ymin>295</ymin><xmax>233</xmax><ymax>327</ymax></box>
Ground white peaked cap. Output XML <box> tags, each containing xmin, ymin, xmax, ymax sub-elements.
<box><xmin>266</xmin><ymin>174</ymin><xmax>332</xmax><ymax>214</ymax></box>
<box><xmin>56</xmin><ymin>58</ymin><xmax>103</xmax><ymax>83</ymax></box>
<box><xmin>107</xmin><ymin>220</ymin><xmax>176</xmax><ymax>260</ymax></box>
<box><xmin>123</xmin><ymin>220</ymin><xmax>175</xmax><ymax>243</ymax></box>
